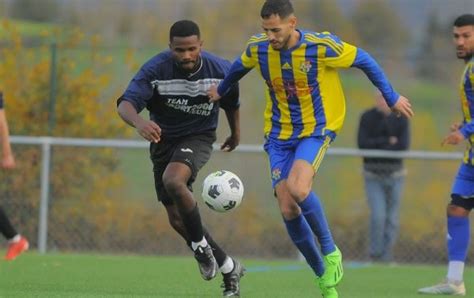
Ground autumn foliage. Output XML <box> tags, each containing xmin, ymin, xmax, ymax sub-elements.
<box><xmin>0</xmin><ymin>20</ymin><xmax>155</xmax><ymax>251</ymax></box>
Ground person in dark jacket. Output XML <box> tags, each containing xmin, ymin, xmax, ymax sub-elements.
<box><xmin>357</xmin><ymin>91</ymin><xmax>410</xmax><ymax>262</ymax></box>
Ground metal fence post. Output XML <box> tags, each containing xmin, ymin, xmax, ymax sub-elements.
<box><xmin>38</xmin><ymin>138</ymin><xmax>52</xmax><ymax>254</ymax></box>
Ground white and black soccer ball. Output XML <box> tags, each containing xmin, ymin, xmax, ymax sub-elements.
<box><xmin>202</xmin><ymin>170</ymin><xmax>244</xmax><ymax>213</ymax></box>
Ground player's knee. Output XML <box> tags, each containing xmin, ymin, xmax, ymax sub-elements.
<box><xmin>280</xmin><ymin>205</ymin><xmax>300</xmax><ymax>220</ymax></box>
<box><xmin>447</xmin><ymin>203</ymin><xmax>470</xmax><ymax>217</ymax></box>
<box><xmin>278</xmin><ymin>197</ymin><xmax>301</xmax><ymax>219</ymax></box>
<box><xmin>286</xmin><ymin>180</ymin><xmax>310</xmax><ymax>201</ymax></box>
<box><xmin>162</xmin><ymin>176</ymin><xmax>186</xmax><ymax>195</ymax></box>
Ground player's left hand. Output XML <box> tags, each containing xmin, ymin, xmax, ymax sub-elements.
<box><xmin>220</xmin><ymin>134</ymin><xmax>239</xmax><ymax>152</ymax></box>
<box><xmin>442</xmin><ymin>130</ymin><xmax>465</xmax><ymax>146</ymax></box>
<box><xmin>391</xmin><ymin>95</ymin><xmax>414</xmax><ymax>118</ymax></box>
<box><xmin>207</xmin><ymin>85</ymin><xmax>222</xmax><ymax>102</ymax></box>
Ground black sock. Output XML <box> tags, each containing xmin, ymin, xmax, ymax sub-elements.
<box><xmin>0</xmin><ymin>207</ymin><xmax>17</xmax><ymax>240</ymax></box>
<box><xmin>181</xmin><ymin>203</ymin><xmax>204</xmax><ymax>243</ymax></box>
<box><xmin>203</xmin><ymin>228</ymin><xmax>228</xmax><ymax>267</ymax></box>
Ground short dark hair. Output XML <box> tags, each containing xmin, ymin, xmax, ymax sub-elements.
<box><xmin>260</xmin><ymin>0</ymin><xmax>294</xmax><ymax>19</ymax></box>
<box><xmin>453</xmin><ymin>14</ymin><xmax>474</xmax><ymax>27</ymax></box>
<box><xmin>169</xmin><ymin>20</ymin><xmax>200</xmax><ymax>42</ymax></box>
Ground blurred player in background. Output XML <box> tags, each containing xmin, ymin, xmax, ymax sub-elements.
<box><xmin>207</xmin><ymin>0</ymin><xmax>413</xmax><ymax>297</ymax></box>
<box><xmin>0</xmin><ymin>91</ymin><xmax>29</xmax><ymax>261</ymax></box>
<box><xmin>418</xmin><ymin>13</ymin><xmax>474</xmax><ymax>296</ymax></box>
<box><xmin>117</xmin><ymin>20</ymin><xmax>244</xmax><ymax>296</ymax></box>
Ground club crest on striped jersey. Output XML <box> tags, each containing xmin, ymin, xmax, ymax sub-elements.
<box><xmin>299</xmin><ymin>60</ymin><xmax>312</xmax><ymax>73</ymax></box>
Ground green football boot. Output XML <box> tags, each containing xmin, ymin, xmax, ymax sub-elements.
<box><xmin>321</xmin><ymin>246</ymin><xmax>343</xmax><ymax>288</ymax></box>
<box><xmin>318</xmin><ymin>278</ymin><xmax>339</xmax><ymax>298</ymax></box>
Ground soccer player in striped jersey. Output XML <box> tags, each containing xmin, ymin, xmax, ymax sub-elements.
<box><xmin>117</xmin><ymin>20</ymin><xmax>244</xmax><ymax>296</ymax></box>
<box><xmin>418</xmin><ymin>14</ymin><xmax>474</xmax><ymax>296</ymax></box>
<box><xmin>207</xmin><ymin>0</ymin><xmax>413</xmax><ymax>297</ymax></box>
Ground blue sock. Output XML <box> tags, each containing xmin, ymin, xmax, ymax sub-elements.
<box><xmin>284</xmin><ymin>214</ymin><xmax>324</xmax><ymax>276</ymax></box>
<box><xmin>298</xmin><ymin>192</ymin><xmax>335</xmax><ymax>255</ymax></box>
<box><xmin>447</xmin><ymin>216</ymin><xmax>470</xmax><ymax>261</ymax></box>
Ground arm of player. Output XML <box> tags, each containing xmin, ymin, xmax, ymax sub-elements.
<box><xmin>351</xmin><ymin>49</ymin><xmax>414</xmax><ymax>118</ymax></box>
<box><xmin>208</xmin><ymin>60</ymin><xmax>252</xmax><ymax>102</ymax></box>
<box><xmin>320</xmin><ymin>34</ymin><xmax>414</xmax><ymax>118</ymax></box>
<box><xmin>208</xmin><ymin>39</ymin><xmax>258</xmax><ymax>102</ymax></box>
<box><xmin>117</xmin><ymin>101</ymin><xmax>161</xmax><ymax>143</ymax></box>
<box><xmin>0</xmin><ymin>109</ymin><xmax>15</xmax><ymax>169</ymax></box>
<box><xmin>221</xmin><ymin>108</ymin><xmax>240</xmax><ymax>152</ymax></box>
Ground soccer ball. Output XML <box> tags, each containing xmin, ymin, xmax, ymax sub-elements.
<box><xmin>202</xmin><ymin>170</ymin><xmax>244</xmax><ymax>212</ymax></box>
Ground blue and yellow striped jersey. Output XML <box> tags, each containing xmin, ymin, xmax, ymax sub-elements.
<box><xmin>218</xmin><ymin>29</ymin><xmax>399</xmax><ymax>141</ymax></box>
<box><xmin>459</xmin><ymin>57</ymin><xmax>474</xmax><ymax>165</ymax></box>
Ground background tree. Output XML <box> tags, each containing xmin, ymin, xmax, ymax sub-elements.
<box><xmin>416</xmin><ymin>10</ymin><xmax>454</xmax><ymax>82</ymax></box>
<box><xmin>298</xmin><ymin>0</ymin><xmax>360</xmax><ymax>44</ymax></box>
<box><xmin>351</xmin><ymin>0</ymin><xmax>410</xmax><ymax>61</ymax></box>
<box><xmin>0</xmin><ymin>21</ymin><xmax>150</xmax><ymax>251</ymax></box>
<box><xmin>8</xmin><ymin>0</ymin><xmax>60</xmax><ymax>22</ymax></box>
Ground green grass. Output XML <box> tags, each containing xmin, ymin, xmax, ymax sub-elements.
<box><xmin>1</xmin><ymin>252</ymin><xmax>473</xmax><ymax>297</ymax></box>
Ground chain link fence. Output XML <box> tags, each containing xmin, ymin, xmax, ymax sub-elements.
<box><xmin>1</xmin><ymin>138</ymin><xmax>470</xmax><ymax>264</ymax></box>
<box><xmin>1</xmin><ymin>4</ymin><xmax>473</xmax><ymax>264</ymax></box>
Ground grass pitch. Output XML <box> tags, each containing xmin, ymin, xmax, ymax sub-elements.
<box><xmin>1</xmin><ymin>252</ymin><xmax>472</xmax><ymax>297</ymax></box>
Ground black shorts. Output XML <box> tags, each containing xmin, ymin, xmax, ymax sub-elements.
<box><xmin>150</xmin><ymin>131</ymin><xmax>216</xmax><ymax>206</ymax></box>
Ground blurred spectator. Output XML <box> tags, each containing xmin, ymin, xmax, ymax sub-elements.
<box><xmin>357</xmin><ymin>91</ymin><xmax>410</xmax><ymax>262</ymax></box>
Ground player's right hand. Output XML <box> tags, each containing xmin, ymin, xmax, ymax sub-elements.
<box><xmin>207</xmin><ymin>85</ymin><xmax>222</xmax><ymax>102</ymax></box>
<box><xmin>135</xmin><ymin>119</ymin><xmax>161</xmax><ymax>143</ymax></box>
<box><xmin>220</xmin><ymin>134</ymin><xmax>240</xmax><ymax>152</ymax></box>
<box><xmin>392</xmin><ymin>95</ymin><xmax>414</xmax><ymax>118</ymax></box>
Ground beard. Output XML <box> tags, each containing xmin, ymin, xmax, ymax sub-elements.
<box><xmin>278</xmin><ymin>34</ymin><xmax>293</xmax><ymax>50</ymax></box>
<box><xmin>457</xmin><ymin>49</ymin><xmax>473</xmax><ymax>61</ymax></box>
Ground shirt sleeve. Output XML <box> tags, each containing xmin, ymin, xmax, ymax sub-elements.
<box><xmin>318</xmin><ymin>33</ymin><xmax>358</xmax><ymax>69</ymax></box>
<box><xmin>351</xmin><ymin>48</ymin><xmax>399</xmax><ymax>107</ymax></box>
<box><xmin>460</xmin><ymin>121</ymin><xmax>474</xmax><ymax>138</ymax></box>
<box><xmin>0</xmin><ymin>91</ymin><xmax>3</xmax><ymax>109</ymax></box>
<box><xmin>117</xmin><ymin>66</ymin><xmax>155</xmax><ymax>113</ymax></box>
<box><xmin>217</xmin><ymin>38</ymin><xmax>258</xmax><ymax>96</ymax></box>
